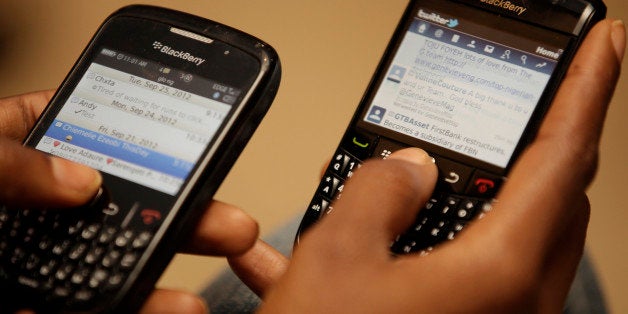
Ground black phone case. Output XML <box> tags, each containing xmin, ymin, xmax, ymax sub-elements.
<box><xmin>295</xmin><ymin>0</ymin><xmax>605</xmax><ymax>253</ymax></box>
<box><xmin>0</xmin><ymin>5</ymin><xmax>280</xmax><ymax>313</ymax></box>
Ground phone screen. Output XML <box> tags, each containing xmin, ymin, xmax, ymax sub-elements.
<box><xmin>361</xmin><ymin>4</ymin><xmax>571</xmax><ymax>169</ymax></box>
<box><xmin>33</xmin><ymin>28</ymin><xmax>255</xmax><ymax>196</ymax></box>
<box><xmin>296</xmin><ymin>0</ymin><xmax>602</xmax><ymax>255</ymax></box>
<box><xmin>2</xmin><ymin>7</ymin><xmax>279</xmax><ymax>313</ymax></box>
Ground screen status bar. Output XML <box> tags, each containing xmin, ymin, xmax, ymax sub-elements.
<box><xmin>410</xmin><ymin>18</ymin><xmax>559</xmax><ymax>75</ymax></box>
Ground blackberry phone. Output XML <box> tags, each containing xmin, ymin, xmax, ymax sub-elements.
<box><xmin>295</xmin><ymin>0</ymin><xmax>605</xmax><ymax>255</ymax></box>
<box><xmin>0</xmin><ymin>5</ymin><xmax>280</xmax><ymax>313</ymax></box>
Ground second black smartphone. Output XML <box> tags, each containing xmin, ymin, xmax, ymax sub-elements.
<box><xmin>296</xmin><ymin>0</ymin><xmax>605</xmax><ymax>254</ymax></box>
<box><xmin>0</xmin><ymin>5</ymin><xmax>280</xmax><ymax>313</ymax></box>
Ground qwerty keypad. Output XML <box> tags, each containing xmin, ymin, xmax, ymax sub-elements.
<box><xmin>297</xmin><ymin>133</ymin><xmax>498</xmax><ymax>254</ymax></box>
<box><xmin>0</xmin><ymin>198</ymin><xmax>154</xmax><ymax>311</ymax></box>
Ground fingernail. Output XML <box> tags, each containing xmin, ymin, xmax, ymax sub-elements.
<box><xmin>387</xmin><ymin>147</ymin><xmax>435</xmax><ymax>166</ymax></box>
<box><xmin>51</xmin><ymin>157</ymin><xmax>102</xmax><ymax>196</ymax></box>
<box><xmin>611</xmin><ymin>19</ymin><xmax>626</xmax><ymax>63</ymax></box>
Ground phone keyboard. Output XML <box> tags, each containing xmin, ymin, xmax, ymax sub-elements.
<box><xmin>0</xmin><ymin>190</ymin><xmax>155</xmax><ymax>312</ymax></box>
<box><xmin>296</xmin><ymin>131</ymin><xmax>501</xmax><ymax>255</ymax></box>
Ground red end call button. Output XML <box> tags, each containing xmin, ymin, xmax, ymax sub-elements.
<box><xmin>466</xmin><ymin>170</ymin><xmax>503</xmax><ymax>197</ymax></box>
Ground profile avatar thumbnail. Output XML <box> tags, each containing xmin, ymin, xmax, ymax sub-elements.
<box><xmin>387</xmin><ymin>65</ymin><xmax>407</xmax><ymax>83</ymax></box>
<box><xmin>366</xmin><ymin>106</ymin><xmax>386</xmax><ymax>124</ymax></box>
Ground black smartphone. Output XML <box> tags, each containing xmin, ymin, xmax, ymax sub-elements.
<box><xmin>296</xmin><ymin>0</ymin><xmax>605</xmax><ymax>254</ymax></box>
<box><xmin>0</xmin><ymin>5</ymin><xmax>280</xmax><ymax>313</ymax></box>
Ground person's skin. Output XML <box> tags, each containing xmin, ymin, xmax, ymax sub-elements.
<box><xmin>0</xmin><ymin>97</ymin><xmax>260</xmax><ymax>312</ymax></box>
<box><xmin>1</xmin><ymin>17</ymin><xmax>623</xmax><ymax>314</ymax></box>
<box><xmin>223</xmin><ymin>19</ymin><xmax>626</xmax><ymax>313</ymax></box>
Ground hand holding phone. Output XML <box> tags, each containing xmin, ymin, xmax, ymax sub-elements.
<box><xmin>257</xmin><ymin>19</ymin><xmax>624</xmax><ymax>313</ymax></box>
<box><xmin>0</xmin><ymin>5</ymin><xmax>280</xmax><ymax>313</ymax></box>
<box><xmin>0</xmin><ymin>91</ymin><xmax>102</xmax><ymax>210</ymax></box>
<box><xmin>296</xmin><ymin>0</ymin><xmax>606</xmax><ymax>254</ymax></box>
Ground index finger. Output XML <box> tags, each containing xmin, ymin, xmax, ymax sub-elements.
<box><xmin>485</xmin><ymin>20</ymin><xmax>624</xmax><ymax>256</ymax></box>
